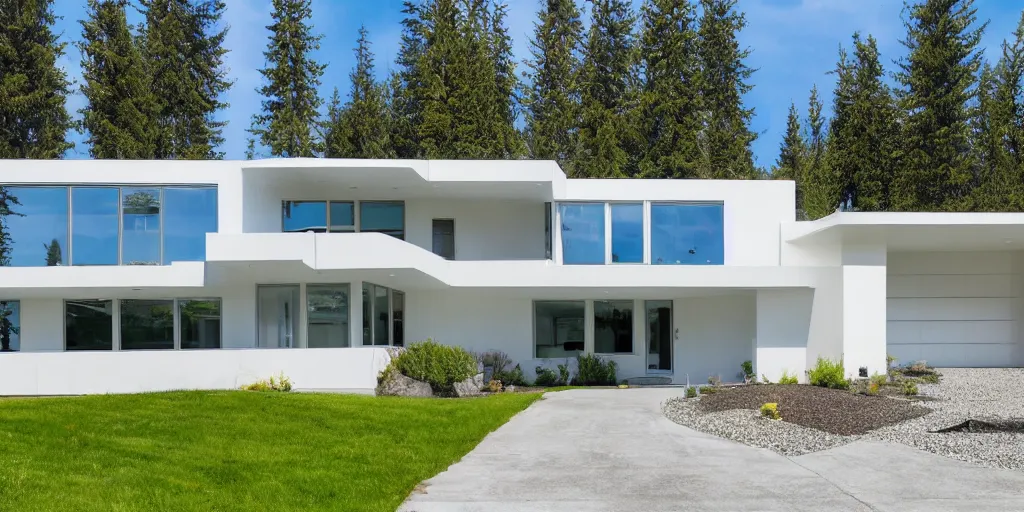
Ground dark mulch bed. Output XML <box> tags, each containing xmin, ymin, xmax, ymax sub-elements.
<box><xmin>698</xmin><ymin>384</ymin><xmax>932</xmax><ymax>435</ymax></box>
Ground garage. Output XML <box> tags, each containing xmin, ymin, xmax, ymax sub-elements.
<box><xmin>886</xmin><ymin>251</ymin><xmax>1023</xmax><ymax>367</ymax></box>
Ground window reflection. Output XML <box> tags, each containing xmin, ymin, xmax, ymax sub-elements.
<box><xmin>307</xmin><ymin>285</ymin><xmax>349</xmax><ymax>348</ymax></box>
<box><xmin>362</xmin><ymin>282</ymin><xmax>402</xmax><ymax>346</ymax></box>
<box><xmin>1</xmin><ymin>186</ymin><xmax>68</xmax><ymax>266</ymax></box>
<box><xmin>360</xmin><ymin>202</ymin><xmax>404</xmax><ymax>240</ymax></box>
<box><xmin>559</xmin><ymin>203</ymin><xmax>605</xmax><ymax>265</ymax></box>
<box><xmin>594</xmin><ymin>300</ymin><xmax>633</xmax><ymax>353</ymax></box>
<box><xmin>0</xmin><ymin>301</ymin><xmax>20</xmax><ymax>351</ymax></box>
<box><xmin>610</xmin><ymin>203</ymin><xmax>643</xmax><ymax>263</ymax></box>
<box><xmin>71</xmin><ymin>187</ymin><xmax>119</xmax><ymax>265</ymax></box>
<box><xmin>163</xmin><ymin>187</ymin><xmax>217</xmax><ymax>264</ymax></box>
<box><xmin>65</xmin><ymin>299</ymin><xmax>113</xmax><ymax>350</ymax></box>
<box><xmin>329</xmin><ymin>201</ymin><xmax>355</xmax><ymax>231</ymax></box>
<box><xmin>122</xmin><ymin>188</ymin><xmax>161</xmax><ymax>265</ymax></box>
<box><xmin>650</xmin><ymin>203</ymin><xmax>724</xmax><ymax>265</ymax></box>
<box><xmin>120</xmin><ymin>299</ymin><xmax>174</xmax><ymax>350</ymax></box>
<box><xmin>534</xmin><ymin>301</ymin><xmax>585</xmax><ymax>358</ymax></box>
<box><xmin>282</xmin><ymin>200</ymin><xmax>327</xmax><ymax>233</ymax></box>
<box><xmin>179</xmin><ymin>299</ymin><xmax>221</xmax><ymax>349</ymax></box>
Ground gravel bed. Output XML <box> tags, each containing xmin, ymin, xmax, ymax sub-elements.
<box><xmin>662</xmin><ymin>368</ymin><xmax>1024</xmax><ymax>471</ymax></box>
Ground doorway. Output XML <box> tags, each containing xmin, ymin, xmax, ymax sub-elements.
<box><xmin>257</xmin><ymin>285</ymin><xmax>300</xmax><ymax>348</ymax></box>
<box><xmin>646</xmin><ymin>300</ymin><xmax>673</xmax><ymax>373</ymax></box>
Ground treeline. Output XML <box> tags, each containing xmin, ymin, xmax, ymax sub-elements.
<box><xmin>3</xmin><ymin>0</ymin><xmax>1024</xmax><ymax>216</ymax></box>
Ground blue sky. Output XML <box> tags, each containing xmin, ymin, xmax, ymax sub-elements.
<box><xmin>50</xmin><ymin>0</ymin><xmax>1023</xmax><ymax>167</ymax></box>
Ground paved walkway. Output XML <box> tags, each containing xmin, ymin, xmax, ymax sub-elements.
<box><xmin>400</xmin><ymin>388</ymin><xmax>1024</xmax><ymax>512</ymax></box>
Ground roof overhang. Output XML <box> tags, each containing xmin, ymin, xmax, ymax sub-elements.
<box><xmin>784</xmin><ymin>212</ymin><xmax>1024</xmax><ymax>252</ymax></box>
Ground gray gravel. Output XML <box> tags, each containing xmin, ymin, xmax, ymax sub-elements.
<box><xmin>662</xmin><ymin>368</ymin><xmax>1024</xmax><ymax>471</ymax></box>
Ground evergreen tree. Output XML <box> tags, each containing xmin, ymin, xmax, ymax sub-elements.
<box><xmin>78</xmin><ymin>0</ymin><xmax>158</xmax><ymax>159</ymax></box>
<box><xmin>44</xmin><ymin>237</ymin><xmax>61</xmax><ymax>266</ymax></box>
<box><xmin>390</xmin><ymin>1</ymin><xmax>426</xmax><ymax>158</ymax></box>
<box><xmin>522</xmin><ymin>0</ymin><xmax>583</xmax><ymax>172</ymax></box>
<box><xmin>0</xmin><ymin>0</ymin><xmax>74</xmax><ymax>159</ymax></box>
<box><xmin>486</xmin><ymin>2</ymin><xmax>525</xmax><ymax>158</ymax></box>
<box><xmin>139</xmin><ymin>0</ymin><xmax>232</xmax><ymax>159</ymax></box>
<box><xmin>773</xmin><ymin>102</ymin><xmax>804</xmax><ymax>188</ymax></box>
<box><xmin>248</xmin><ymin>0</ymin><xmax>325</xmax><ymax>158</ymax></box>
<box><xmin>847</xmin><ymin>34</ymin><xmax>901</xmax><ymax>212</ymax></box>
<box><xmin>893</xmin><ymin>0</ymin><xmax>986</xmax><ymax>211</ymax></box>
<box><xmin>801</xmin><ymin>86</ymin><xmax>837</xmax><ymax>220</ymax></box>
<box><xmin>696</xmin><ymin>0</ymin><xmax>756</xmax><ymax>179</ymax></box>
<box><xmin>577</xmin><ymin>0</ymin><xmax>638</xmax><ymax>178</ymax></box>
<box><xmin>324</xmin><ymin>27</ymin><xmax>393</xmax><ymax>159</ymax></box>
<box><xmin>637</xmin><ymin>0</ymin><xmax>702</xmax><ymax>179</ymax></box>
<box><xmin>824</xmin><ymin>45</ymin><xmax>856</xmax><ymax>211</ymax></box>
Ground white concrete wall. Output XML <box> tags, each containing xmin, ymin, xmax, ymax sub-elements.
<box><xmin>18</xmin><ymin>299</ymin><xmax>64</xmax><ymax>351</ymax></box>
<box><xmin>887</xmin><ymin>251</ymin><xmax>1024</xmax><ymax>367</ymax></box>
<box><xmin>405</xmin><ymin>199</ymin><xmax>546</xmax><ymax>260</ymax></box>
<box><xmin>677</xmin><ymin>295</ymin><xmax>756</xmax><ymax>384</ymax></box>
<box><xmin>0</xmin><ymin>347</ymin><xmax>390</xmax><ymax>395</ymax></box>
<box><xmin>756</xmin><ymin>289</ymin><xmax>812</xmax><ymax>383</ymax></box>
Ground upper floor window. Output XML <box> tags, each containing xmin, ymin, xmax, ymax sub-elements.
<box><xmin>0</xmin><ymin>300</ymin><xmax>20</xmax><ymax>352</ymax></box>
<box><xmin>432</xmin><ymin>219</ymin><xmax>455</xmax><ymax>260</ymax></box>
<box><xmin>611</xmin><ymin>203</ymin><xmax>643</xmax><ymax>263</ymax></box>
<box><xmin>651</xmin><ymin>203</ymin><xmax>724</xmax><ymax>265</ymax></box>
<box><xmin>0</xmin><ymin>185</ymin><xmax>217</xmax><ymax>267</ymax></box>
<box><xmin>559</xmin><ymin>203</ymin><xmax>605</xmax><ymax>264</ymax></box>
<box><xmin>281</xmin><ymin>200</ymin><xmax>404</xmax><ymax>240</ymax></box>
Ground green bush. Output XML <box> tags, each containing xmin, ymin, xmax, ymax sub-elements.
<box><xmin>807</xmin><ymin>357</ymin><xmax>850</xmax><ymax>390</ymax></box>
<box><xmin>870</xmin><ymin>372</ymin><xmax>888</xmax><ymax>387</ymax></box>
<box><xmin>476</xmin><ymin>351</ymin><xmax>528</xmax><ymax>386</ymax></box>
<box><xmin>741</xmin><ymin>360</ymin><xmax>754</xmax><ymax>381</ymax></box>
<box><xmin>778</xmin><ymin>370</ymin><xmax>798</xmax><ymax>385</ymax></box>
<box><xmin>391</xmin><ymin>340</ymin><xmax>477</xmax><ymax>395</ymax></box>
<box><xmin>685</xmin><ymin>386</ymin><xmax>698</xmax><ymax>398</ymax></box>
<box><xmin>902</xmin><ymin>380</ymin><xmax>919</xmax><ymax>396</ymax></box>
<box><xmin>557</xmin><ymin>362</ymin><xmax>571</xmax><ymax>386</ymax></box>
<box><xmin>760</xmin><ymin>402</ymin><xmax>781</xmax><ymax>420</ymax></box>
<box><xmin>534</xmin><ymin>366</ymin><xmax>560</xmax><ymax>387</ymax></box>
<box><xmin>572</xmin><ymin>353</ymin><xmax>617</xmax><ymax>386</ymax></box>
<box><xmin>242</xmin><ymin>372</ymin><xmax>292</xmax><ymax>392</ymax></box>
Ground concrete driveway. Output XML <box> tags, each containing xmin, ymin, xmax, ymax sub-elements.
<box><xmin>400</xmin><ymin>388</ymin><xmax>1024</xmax><ymax>512</ymax></box>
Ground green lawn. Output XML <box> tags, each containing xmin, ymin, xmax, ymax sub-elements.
<box><xmin>0</xmin><ymin>391</ymin><xmax>541</xmax><ymax>512</ymax></box>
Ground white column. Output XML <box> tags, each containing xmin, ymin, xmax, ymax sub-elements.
<box><xmin>755</xmin><ymin>289</ymin><xmax>812</xmax><ymax>383</ymax></box>
<box><xmin>583</xmin><ymin>300</ymin><xmax>595</xmax><ymax>354</ymax></box>
<box><xmin>840</xmin><ymin>246</ymin><xmax>887</xmax><ymax>377</ymax></box>
<box><xmin>350</xmin><ymin>280</ymin><xmax>363</xmax><ymax>346</ymax></box>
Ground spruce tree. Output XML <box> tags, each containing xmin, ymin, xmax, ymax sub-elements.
<box><xmin>0</xmin><ymin>0</ymin><xmax>74</xmax><ymax>159</ymax></box>
<box><xmin>893</xmin><ymin>0</ymin><xmax>986</xmax><ymax>211</ymax></box>
<box><xmin>637</xmin><ymin>0</ymin><xmax>702</xmax><ymax>179</ymax></box>
<box><xmin>696</xmin><ymin>0</ymin><xmax>756</xmax><ymax>179</ymax></box>
<box><xmin>323</xmin><ymin>27</ymin><xmax>393</xmax><ymax>159</ymax></box>
<box><xmin>390</xmin><ymin>1</ymin><xmax>426</xmax><ymax>158</ymax></box>
<box><xmin>248</xmin><ymin>0</ymin><xmax>325</xmax><ymax>158</ymax></box>
<box><xmin>848</xmin><ymin>34</ymin><xmax>901</xmax><ymax>212</ymax></box>
<box><xmin>801</xmin><ymin>86</ymin><xmax>837</xmax><ymax>220</ymax></box>
<box><xmin>322</xmin><ymin>87</ymin><xmax>353</xmax><ymax>158</ymax></box>
<box><xmin>139</xmin><ymin>0</ymin><xmax>232</xmax><ymax>159</ymax></box>
<box><xmin>824</xmin><ymin>45</ymin><xmax>857</xmax><ymax>210</ymax></box>
<box><xmin>577</xmin><ymin>0</ymin><xmax>638</xmax><ymax>178</ymax></box>
<box><xmin>522</xmin><ymin>0</ymin><xmax>583</xmax><ymax>173</ymax></box>
<box><xmin>415</xmin><ymin>0</ymin><xmax>465</xmax><ymax>159</ymax></box>
<box><xmin>78</xmin><ymin>0</ymin><xmax>158</xmax><ymax>159</ymax></box>
<box><xmin>486</xmin><ymin>2</ymin><xmax>525</xmax><ymax>158</ymax></box>
<box><xmin>773</xmin><ymin>102</ymin><xmax>804</xmax><ymax>189</ymax></box>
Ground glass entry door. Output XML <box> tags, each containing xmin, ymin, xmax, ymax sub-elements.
<box><xmin>257</xmin><ymin>285</ymin><xmax>300</xmax><ymax>348</ymax></box>
<box><xmin>646</xmin><ymin>300</ymin><xmax>673</xmax><ymax>372</ymax></box>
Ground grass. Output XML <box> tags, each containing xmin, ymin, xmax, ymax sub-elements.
<box><xmin>0</xmin><ymin>390</ymin><xmax>540</xmax><ymax>512</ymax></box>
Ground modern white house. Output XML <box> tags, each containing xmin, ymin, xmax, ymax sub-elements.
<box><xmin>0</xmin><ymin>158</ymin><xmax>1022</xmax><ymax>395</ymax></box>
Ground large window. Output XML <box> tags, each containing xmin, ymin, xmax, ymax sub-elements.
<box><xmin>360</xmin><ymin>201</ymin><xmax>404</xmax><ymax>240</ymax></box>
<box><xmin>534</xmin><ymin>301</ymin><xmax>585</xmax><ymax>358</ymax></box>
<box><xmin>179</xmin><ymin>299</ymin><xmax>221</xmax><ymax>349</ymax></box>
<box><xmin>280</xmin><ymin>200</ymin><xmax>403</xmax><ymax>239</ymax></box>
<box><xmin>362</xmin><ymin>282</ymin><xmax>404</xmax><ymax>346</ymax></box>
<box><xmin>1</xmin><ymin>187</ymin><xmax>68</xmax><ymax>266</ymax></box>
<box><xmin>282</xmin><ymin>200</ymin><xmax>328</xmax><ymax>232</ymax></box>
<box><xmin>121</xmin><ymin>188</ymin><xmax>161</xmax><ymax>265</ymax></box>
<box><xmin>120</xmin><ymin>299</ymin><xmax>174</xmax><ymax>350</ymax></box>
<box><xmin>651</xmin><ymin>203</ymin><xmax>724</xmax><ymax>265</ymax></box>
<box><xmin>329</xmin><ymin>201</ymin><xmax>355</xmax><ymax>232</ymax></box>
<box><xmin>559</xmin><ymin>203</ymin><xmax>605</xmax><ymax>265</ymax></box>
<box><xmin>163</xmin><ymin>187</ymin><xmax>218</xmax><ymax>263</ymax></box>
<box><xmin>307</xmin><ymin>285</ymin><xmax>350</xmax><ymax>348</ymax></box>
<box><xmin>0</xmin><ymin>301</ymin><xmax>20</xmax><ymax>351</ymax></box>
<box><xmin>71</xmin><ymin>187</ymin><xmax>119</xmax><ymax>265</ymax></box>
<box><xmin>65</xmin><ymin>299</ymin><xmax>113</xmax><ymax>350</ymax></box>
<box><xmin>594</xmin><ymin>300</ymin><xmax>633</xmax><ymax>354</ymax></box>
<box><xmin>610</xmin><ymin>203</ymin><xmax>643</xmax><ymax>263</ymax></box>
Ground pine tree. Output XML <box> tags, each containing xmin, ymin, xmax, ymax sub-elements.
<box><xmin>893</xmin><ymin>0</ymin><xmax>986</xmax><ymax>211</ymax></box>
<box><xmin>696</xmin><ymin>0</ymin><xmax>756</xmax><ymax>179</ymax></box>
<box><xmin>248</xmin><ymin>0</ymin><xmax>325</xmax><ymax>158</ymax></box>
<box><xmin>773</xmin><ymin>102</ymin><xmax>804</xmax><ymax>190</ymax></box>
<box><xmin>577</xmin><ymin>0</ymin><xmax>638</xmax><ymax>178</ymax></box>
<box><xmin>637</xmin><ymin>0</ymin><xmax>702</xmax><ymax>179</ymax></box>
<box><xmin>44</xmin><ymin>237</ymin><xmax>61</xmax><ymax>266</ymax></box>
<box><xmin>801</xmin><ymin>86</ymin><xmax>837</xmax><ymax>220</ymax></box>
<box><xmin>522</xmin><ymin>0</ymin><xmax>583</xmax><ymax>172</ymax></box>
<box><xmin>324</xmin><ymin>26</ymin><xmax>393</xmax><ymax>159</ymax></box>
<box><xmin>486</xmin><ymin>2</ymin><xmax>525</xmax><ymax>158</ymax></box>
<box><xmin>0</xmin><ymin>0</ymin><xmax>74</xmax><ymax>159</ymax></box>
<box><xmin>415</xmin><ymin>0</ymin><xmax>466</xmax><ymax>159</ymax></box>
<box><xmin>139</xmin><ymin>0</ymin><xmax>232</xmax><ymax>159</ymax></box>
<box><xmin>78</xmin><ymin>0</ymin><xmax>158</xmax><ymax>159</ymax></box>
<box><xmin>390</xmin><ymin>1</ymin><xmax>426</xmax><ymax>158</ymax></box>
<box><xmin>847</xmin><ymin>34</ymin><xmax>901</xmax><ymax>212</ymax></box>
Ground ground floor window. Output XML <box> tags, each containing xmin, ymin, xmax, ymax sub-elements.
<box><xmin>0</xmin><ymin>300</ymin><xmax>20</xmax><ymax>352</ymax></box>
<box><xmin>594</xmin><ymin>300</ymin><xmax>634</xmax><ymax>354</ymax></box>
<box><xmin>121</xmin><ymin>299</ymin><xmax>174</xmax><ymax>350</ymax></box>
<box><xmin>362</xmin><ymin>283</ymin><xmax>404</xmax><ymax>347</ymax></box>
<box><xmin>179</xmin><ymin>300</ymin><xmax>221</xmax><ymax>349</ymax></box>
<box><xmin>307</xmin><ymin>284</ymin><xmax>350</xmax><ymax>348</ymax></box>
<box><xmin>65</xmin><ymin>299</ymin><xmax>114</xmax><ymax>350</ymax></box>
<box><xmin>64</xmin><ymin>298</ymin><xmax>221</xmax><ymax>351</ymax></box>
<box><xmin>534</xmin><ymin>301</ymin><xmax>585</xmax><ymax>358</ymax></box>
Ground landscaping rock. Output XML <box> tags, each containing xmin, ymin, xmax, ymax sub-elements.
<box><xmin>454</xmin><ymin>373</ymin><xmax>485</xmax><ymax>397</ymax></box>
<box><xmin>377</xmin><ymin>372</ymin><xmax>433</xmax><ymax>397</ymax></box>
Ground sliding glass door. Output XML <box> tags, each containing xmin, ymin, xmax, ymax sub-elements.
<box><xmin>307</xmin><ymin>284</ymin><xmax>350</xmax><ymax>348</ymax></box>
<box><xmin>257</xmin><ymin>285</ymin><xmax>300</xmax><ymax>348</ymax></box>
<box><xmin>646</xmin><ymin>300</ymin><xmax>673</xmax><ymax>372</ymax></box>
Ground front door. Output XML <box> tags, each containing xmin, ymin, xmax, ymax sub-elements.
<box><xmin>646</xmin><ymin>300</ymin><xmax>673</xmax><ymax>373</ymax></box>
<box><xmin>257</xmin><ymin>285</ymin><xmax>300</xmax><ymax>348</ymax></box>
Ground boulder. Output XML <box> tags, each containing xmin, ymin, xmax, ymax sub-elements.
<box><xmin>454</xmin><ymin>373</ymin><xmax>485</xmax><ymax>397</ymax></box>
<box><xmin>377</xmin><ymin>371</ymin><xmax>433</xmax><ymax>397</ymax></box>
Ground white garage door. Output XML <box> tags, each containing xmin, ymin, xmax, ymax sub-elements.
<box><xmin>887</xmin><ymin>251</ymin><xmax>1021</xmax><ymax>367</ymax></box>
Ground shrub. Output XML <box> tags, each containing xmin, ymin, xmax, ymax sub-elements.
<box><xmin>919</xmin><ymin>373</ymin><xmax>940</xmax><ymax>384</ymax></box>
<box><xmin>501</xmin><ymin>364</ymin><xmax>528</xmax><ymax>387</ymax></box>
<box><xmin>761</xmin><ymin>374</ymin><xmax>770</xmax><ymax>384</ymax></box>
<box><xmin>866</xmin><ymin>381</ymin><xmax>880</xmax><ymax>396</ymax></box>
<box><xmin>870</xmin><ymin>372</ymin><xmax>888</xmax><ymax>387</ymax></box>
<box><xmin>477</xmin><ymin>351</ymin><xmax>528</xmax><ymax>386</ymax></box>
<box><xmin>908</xmin><ymin>360</ymin><xmax>929</xmax><ymax>373</ymax></box>
<box><xmin>685</xmin><ymin>386</ymin><xmax>698</xmax><ymax>398</ymax></box>
<box><xmin>557</xmin><ymin>362</ymin><xmax>571</xmax><ymax>386</ymax></box>
<box><xmin>902</xmin><ymin>380</ymin><xmax>919</xmax><ymax>396</ymax></box>
<box><xmin>572</xmin><ymin>354</ymin><xmax>617</xmax><ymax>386</ymax></box>
<box><xmin>808</xmin><ymin>357</ymin><xmax>850</xmax><ymax>390</ymax></box>
<box><xmin>741</xmin><ymin>360</ymin><xmax>754</xmax><ymax>381</ymax></box>
<box><xmin>778</xmin><ymin>370</ymin><xmax>798</xmax><ymax>385</ymax></box>
<box><xmin>242</xmin><ymin>372</ymin><xmax>292</xmax><ymax>392</ymax></box>
<box><xmin>707</xmin><ymin>375</ymin><xmax>722</xmax><ymax>387</ymax></box>
<box><xmin>488</xmin><ymin>379</ymin><xmax>503</xmax><ymax>393</ymax></box>
<box><xmin>700</xmin><ymin>386</ymin><xmax>718</xmax><ymax>395</ymax></box>
<box><xmin>391</xmin><ymin>340</ymin><xmax>476</xmax><ymax>395</ymax></box>
<box><xmin>534</xmin><ymin>366</ymin><xmax>559</xmax><ymax>387</ymax></box>
<box><xmin>760</xmin><ymin>403</ymin><xmax>781</xmax><ymax>420</ymax></box>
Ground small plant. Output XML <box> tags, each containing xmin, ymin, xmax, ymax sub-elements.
<box><xmin>557</xmin><ymin>362</ymin><xmax>571</xmax><ymax>386</ymax></box>
<box><xmin>866</xmin><ymin>381</ymin><xmax>880</xmax><ymax>396</ymax></box>
<box><xmin>761</xmin><ymin>374</ymin><xmax>770</xmax><ymax>384</ymax></box>
<box><xmin>919</xmin><ymin>373</ymin><xmax>940</xmax><ymax>384</ymax></box>
<box><xmin>685</xmin><ymin>386</ymin><xmax>698</xmax><ymax>398</ymax></box>
<box><xmin>807</xmin><ymin>356</ymin><xmax>850</xmax><ymax>390</ymax></box>
<box><xmin>760</xmin><ymin>402</ymin><xmax>781</xmax><ymax>420</ymax></box>
<box><xmin>902</xmin><ymin>380</ymin><xmax>919</xmax><ymax>396</ymax></box>
<box><xmin>534</xmin><ymin>366</ymin><xmax>559</xmax><ymax>387</ymax></box>
<box><xmin>908</xmin><ymin>360</ymin><xmax>928</xmax><ymax>373</ymax></box>
<box><xmin>488</xmin><ymin>379</ymin><xmax>503</xmax><ymax>393</ymax></box>
<box><xmin>741</xmin><ymin>360</ymin><xmax>754</xmax><ymax>382</ymax></box>
<box><xmin>502</xmin><ymin>364</ymin><xmax>528</xmax><ymax>387</ymax></box>
<box><xmin>707</xmin><ymin>375</ymin><xmax>722</xmax><ymax>387</ymax></box>
<box><xmin>617</xmin><ymin>384</ymin><xmax>629</xmax><ymax>389</ymax></box>
<box><xmin>700</xmin><ymin>386</ymin><xmax>718</xmax><ymax>395</ymax></box>
<box><xmin>778</xmin><ymin>370</ymin><xmax>798</xmax><ymax>385</ymax></box>
<box><xmin>572</xmin><ymin>353</ymin><xmax>617</xmax><ymax>386</ymax></box>
<box><xmin>870</xmin><ymin>372</ymin><xmax>888</xmax><ymax>387</ymax></box>
<box><xmin>242</xmin><ymin>372</ymin><xmax>292</xmax><ymax>392</ymax></box>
